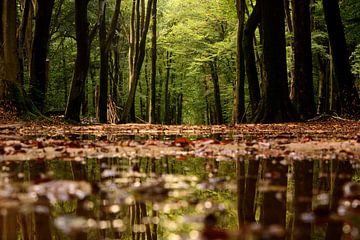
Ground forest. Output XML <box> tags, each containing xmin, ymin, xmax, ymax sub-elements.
<box><xmin>0</xmin><ymin>0</ymin><xmax>359</xmax><ymax>124</ymax></box>
<box><xmin>0</xmin><ymin>0</ymin><xmax>360</xmax><ymax>240</ymax></box>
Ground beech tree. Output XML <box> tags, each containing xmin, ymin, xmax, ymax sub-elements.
<box><xmin>254</xmin><ymin>0</ymin><xmax>297</xmax><ymax>123</ymax></box>
<box><xmin>232</xmin><ymin>0</ymin><xmax>246</xmax><ymax>124</ymax></box>
<box><xmin>29</xmin><ymin>0</ymin><xmax>55</xmax><ymax>112</ymax></box>
<box><xmin>120</xmin><ymin>0</ymin><xmax>153</xmax><ymax>123</ymax></box>
<box><xmin>292</xmin><ymin>0</ymin><xmax>316</xmax><ymax>119</ymax></box>
<box><xmin>65</xmin><ymin>0</ymin><xmax>90</xmax><ymax>122</ymax></box>
<box><xmin>322</xmin><ymin>0</ymin><xmax>360</xmax><ymax>117</ymax></box>
<box><xmin>98</xmin><ymin>0</ymin><xmax>122</xmax><ymax>123</ymax></box>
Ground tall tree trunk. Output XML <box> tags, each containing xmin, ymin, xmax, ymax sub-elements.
<box><xmin>254</xmin><ymin>0</ymin><xmax>297</xmax><ymax>123</ymax></box>
<box><xmin>243</xmin><ymin>2</ymin><xmax>261</xmax><ymax>118</ymax></box>
<box><xmin>1</xmin><ymin>0</ymin><xmax>38</xmax><ymax>115</ymax></box>
<box><xmin>98</xmin><ymin>0</ymin><xmax>122</xmax><ymax>123</ymax></box>
<box><xmin>232</xmin><ymin>0</ymin><xmax>246</xmax><ymax>124</ymax></box>
<box><xmin>65</xmin><ymin>0</ymin><xmax>90</xmax><ymax>122</ymax></box>
<box><xmin>29</xmin><ymin>0</ymin><xmax>55</xmax><ymax>112</ymax></box>
<box><xmin>121</xmin><ymin>0</ymin><xmax>153</xmax><ymax>123</ymax></box>
<box><xmin>209</xmin><ymin>60</ymin><xmax>223</xmax><ymax>124</ymax></box>
<box><xmin>164</xmin><ymin>51</ymin><xmax>171</xmax><ymax>124</ymax></box>
<box><xmin>322</xmin><ymin>0</ymin><xmax>360</xmax><ymax>116</ymax></box>
<box><xmin>292</xmin><ymin>0</ymin><xmax>316</xmax><ymax>119</ymax></box>
<box><xmin>18</xmin><ymin>0</ymin><xmax>32</xmax><ymax>87</ymax></box>
<box><xmin>149</xmin><ymin>0</ymin><xmax>157</xmax><ymax>124</ymax></box>
<box><xmin>99</xmin><ymin>0</ymin><xmax>108</xmax><ymax>123</ymax></box>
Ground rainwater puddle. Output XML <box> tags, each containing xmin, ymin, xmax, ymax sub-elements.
<box><xmin>0</xmin><ymin>156</ymin><xmax>359</xmax><ymax>240</ymax></box>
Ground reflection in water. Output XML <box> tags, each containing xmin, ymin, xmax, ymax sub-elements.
<box><xmin>0</xmin><ymin>157</ymin><xmax>358</xmax><ymax>240</ymax></box>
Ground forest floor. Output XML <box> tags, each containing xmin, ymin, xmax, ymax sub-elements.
<box><xmin>0</xmin><ymin>106</ymin><xmax>359</xmax><ymax>162</ymax></box>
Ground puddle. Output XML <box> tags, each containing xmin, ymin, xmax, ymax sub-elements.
<box><xmin>0</xmin><ymin>156</ymin><xmax>359</xmax><ymax>240</ymax></box>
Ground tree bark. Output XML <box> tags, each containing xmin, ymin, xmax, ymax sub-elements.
<box><xmin>254</xmin><ymin>0</ymin><xmax>297</xmax><ymax>123</ymax></box>
<box><xmin>292</xmin><ymin>0</ymin><xmax>316</xmax><ymax>119</ymax></box>
<box><xmin>232</xmin><ymin>0</ymin><xmax>246</xmax><ymax>124</ymax></box>
<box><xmin>121</xmin><ymin>0</ymin><xmax>153</xmax><ymax>123</ymax></box>
<box><xmin>149</xmin><ymin>0</ymin><xmax>157</xmax><ymax>124</ymax></box>
<box><xmin>243</xmin><ymin>2</ymin><xmax>261</xmax><ymax>118</ymax></box>
<box><xmin>65</xmin><ymin>0</ymin><xmax>90</xmax><ymax>122</ymax></box>
<box><xmin>98</xmin><ymin>0</ymin><xmax>122</xmax><ymax>123</ymax></box>
<box><xmin>29</xmin><ymin>0</ymin><xmax>55</xmax><ymax>112</ymax></box>
<box><xmin>98</xmin><ymin>0</ymin><xmax>108</xmax><ymax>123</ymax></box>
<box><xmin>323</xmin><ymin>0</ymin><xmax>360</xmax><ymax>116</ymax></box>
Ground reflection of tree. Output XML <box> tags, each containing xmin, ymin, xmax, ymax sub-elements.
<box><xmin>325</xmin><ymin>160</ymin><xmax>353</xmax><ymax>240</ymax></box>
<box><xmin>293</xmin><ymin>160</ymin><xmax>313</xmax><ymax>240</ymax></box>
<box><xmin>29</xmin><ymin>161</ymin><xmax>52</xmax><ymax>240</ymax></box>
<box><xmin>237</xmin><ymin>157</ymin><xmax>260</xmax><ymax>225</ymax></box>
<box><xmin>261</xmin><ymin>158</ymin><xmax>288</xmax><ymax>227</ymax></box>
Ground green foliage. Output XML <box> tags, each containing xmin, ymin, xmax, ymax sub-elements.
<box><xmin>350</xmin><ymin>44</ymin><xmax>360</xmax><ymax>78</ymax></box>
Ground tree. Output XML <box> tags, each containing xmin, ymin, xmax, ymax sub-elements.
<box><xmin>1</xmin><ymin>0</ymin><xmax>38</xmax><ymax>116</ymax></box>
<box><xmin>322</xmin><ymin>0</ymin><xmax>360</xmax><ymax>117</ymax></box>
<box><xmin>98</xmin><ymin>0</ymin><xmax>122</xmax><ymax>123</ymax></box>
<box><xmin>254</xmin><ymin>0</ymin><xmax>297</xmax><ymax>123</ymax></box>
<box><xmin>243</xmin><ymin>1</ymin><xmax>261</xmax><ymax>119</ymax></box>
<box><xmin>29</xmin><ymin>0</ymin><xmax>55</xmax><ymax>112</ymax></box>
<box><xmin>65</xmin><ymin>0</ymin><xmax>90</xmax><ymax>122</ymax></box>
<box><xmin>120</xmin><ymin>0</ymin><xmax>153</xmax><ymax>123</ymax></box>
<box><xmin>292</xmin><ymin>0</ymin><xmax>316</xmax><ymax>119</ymax></box>
<box><xmin>232</xmin><ymin>0</ymin><xmax>246</xmax><ymax>124</ymax></box>
<box><xmin>149</xmin><ymin>0</ymin><xmax>157</xmax><ymax>124</ymax></box>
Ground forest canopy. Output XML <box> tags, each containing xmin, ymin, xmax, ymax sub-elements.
<box><xmin>0</xmin><ymin>0</ymin><xmax>359</xmax><ymax>124</ymax></box>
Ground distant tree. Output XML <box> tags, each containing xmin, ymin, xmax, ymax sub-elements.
<box><xmin>30</xmin><ymin>0</ymin><xmax>55</xmax><ymax>112</ymax></box>
<box><xmin>209</xmin><ymin>60</ymin><xmax>223</xmax><ymax>124</ymax></box>
<box><xmin>322</xmin><ymin>0</ymin><xmax>360</xmax><ymax>116</ymax></box>
<box><xmin>65</xmin><ymin>0</ymin><xmax>90</xmax><ymax>122</ymax></box>
<box><xmin>292</xmin><ymin>0</ymin><xmax>316</xmax><ymax>119</ymax></box>
<box><xmin>254</xmin><ymin>0</ymin><xmax>297</xmax><ymax>123</ymax></box>
<box><xmin>98</xmin><ymin>0</ymin><xmax>122</xmax><ymax>123</ymax></box>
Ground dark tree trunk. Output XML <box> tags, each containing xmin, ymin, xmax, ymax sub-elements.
<box><xmin>99</xmin><ymin>0</ymin><xmax>108</xmax><ymax>123</ymax></box>
<box><xmin>164</xmin><ymin>52</ymin><xmax>171</xmax><ymax>124</ymax></box>
<box><xmin>149</xmin><ymin>0</ymin><xmax>157</xmax><ymax>124</ymax></box>
<box><xmin>65</xmin><ymin>0</ymin><xmax>90</xmax><ymax>122</ymax></box>
<box><xmin>323</xmin><ymin>0</ymin><xmax>360</xmax><ymax>116</ymax></box>
<box><xmin>177</xmin><ymin>93</ymin><xmax>183</xmax><ymax>124</ymax></box>
<box><xmin>254</xmin><ymin>0</ymin><xmax>297</xmax><ymax>123</ymax></box>
<box><xmin>243</xmin><ymin>2</ymin><xmax>261</xmax><ymax>118</ymax></box>
<box><xmin>232</xmin><ymin>0</ymin><xmax>246</xmax><ymax>124</ymax></box>
<box><xmin>292</xmin><ymin>0</ymin><xmax>316</xmax><ymax>119</ymax></box>
<box><xmin>18</xmin><ymin>0</ymin><xmax>32</xmax><ymax>87</ymax></box>
<box><xmin>209</xmin><ymin>60</ymin><xmax>223</xmax><ymax>124</ymax></box>
<box><xmin>30</xmin><ymin>0</ymin><xmax>55</xmax><ymax>112</ymax></box>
